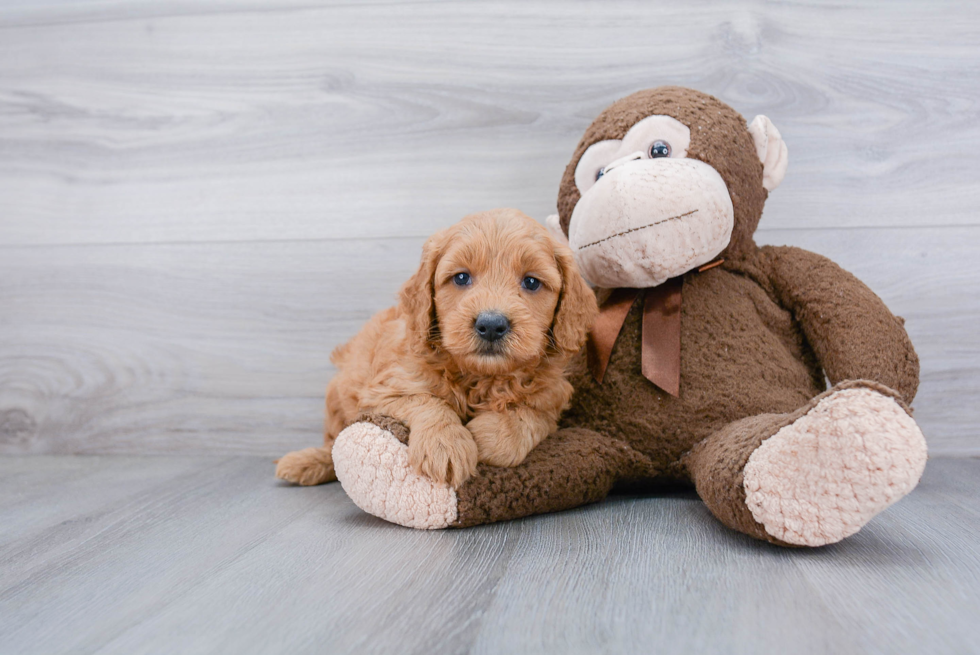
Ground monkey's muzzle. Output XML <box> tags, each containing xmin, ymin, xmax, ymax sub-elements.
<box><xmin>568</xmin><ymin>157</ymin><xmax>734</xmax><ymax>289</ymax></box>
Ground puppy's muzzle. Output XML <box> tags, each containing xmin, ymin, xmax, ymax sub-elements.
<box><xmin>474</xmin><ymin>311</ymin><xmax>510</xmax><ymax>344</ymax></box>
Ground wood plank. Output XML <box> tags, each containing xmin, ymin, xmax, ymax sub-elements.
<box><xmin>791</xmin><ymin>473</ymin><xmax>980</xmax><ymax>654</ymax></box>
<box><xmin>1</xmin><ymin>0</ymin><xmax>979</xmax><ymax>247</ymax></box>
<box><xmin>0</xmin><ymin>456</ymin><xmax>351</xmax><ymax>653</ymax></box>
<box><xmin>1</xmin><ymin>226</ymin><xmax>977</xmax><ymax>456</ymax></box>
<box><xmin>0</xmin><ymin>455</ymin><xmax>976</xmax><ymax>654</ymax></box>
<box><xmin>0</xmin><ymin>237</ymin><xmax>418</xmax><ymax>456</ymax></box>
<box><xmin>467</xmin><ymin>497</ymin><xmax>850</xmax><ymax>654</ymax></box>
<box><xmin>0</xmin><ymin>455</ymin><xmax>220</xmax><ymax>572</ymax></box>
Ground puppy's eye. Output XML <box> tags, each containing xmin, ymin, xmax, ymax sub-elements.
<box><xmin>521</xmin><ymin>276</ymin><xmax>541</xmax><ymax>292</ymax></box>
<box><xmin>649</xmin><ymin>140</ymin><xmax>671</xmax><ymax>158</ymax></box>
<box><xmin>453</xmin><ymin>272</ymin><xmax>472</xmax><ymax>287</ymax></box>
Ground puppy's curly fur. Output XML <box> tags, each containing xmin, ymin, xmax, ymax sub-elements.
<box><xmin>276</xmin><ymin>208</ymin><xmax>598</xmax><ymax>487</ymax></box>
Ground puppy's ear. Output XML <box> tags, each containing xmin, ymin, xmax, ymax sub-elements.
<box><xmin>400</xmin><ymin>229</ymin><xmax>447</xmax><ymax>352</ymax></box>
<box><xmin>550</xmin><ymin>240</ymin><xmax>598</xmax><ymax>357</ymax></box>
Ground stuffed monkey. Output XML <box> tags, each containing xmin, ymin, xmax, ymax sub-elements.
<box><xmin>331</xmin><ymin>87</ymin><xmax>927</xmax><ymax>547</ymax></box>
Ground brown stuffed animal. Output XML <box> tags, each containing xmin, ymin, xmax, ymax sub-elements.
<box><xmin>330</xmin><ymin>86</ymin><xmax>927</xmax><ymax>547</ymax></box>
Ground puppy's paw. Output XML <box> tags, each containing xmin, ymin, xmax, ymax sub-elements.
<box><xmin>275</xmin><ymin>446</ymin><xmax>336</xmax><ymax>486</ymax></box>
<box><xmin>467</xmin><ymin>412</ymin><xmax>527</xmax><ymax>467</ymax></box>
<box><xmin>408</xmin><ymin>424</ymin><xmax>478</xmax><ymax>488</ymax></box>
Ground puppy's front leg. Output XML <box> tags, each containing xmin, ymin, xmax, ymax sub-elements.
<box><xmin>378</xmin><ymin>394</ymin><xmax>478</xmax><ymax>488</ymax></box>
<box><xmin>467</xmin><ymin>407</ymin><xmax>557</xmax><ymax>468</ymax></box>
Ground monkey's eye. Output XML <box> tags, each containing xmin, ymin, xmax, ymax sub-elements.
<box><xmin>453</xmin><ymin>272</ymin><xmax>472</xmax><ymax>287</ymax></box>
<box><xmin>521</xmin><ymin>276</ymin><xmax>541</xmax><ymax>292</ymax></box>
<box><xmin>649</xmin><ymin>140</ymin><xmax>671</xmax><ymax>158</ymax></box>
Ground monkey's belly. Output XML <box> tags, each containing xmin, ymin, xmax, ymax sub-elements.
<box><xmin>562</xmin><ymin>270</ymin><xmax>824</xmax><ymax>473</ymax></box>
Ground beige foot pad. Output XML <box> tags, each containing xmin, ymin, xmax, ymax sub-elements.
<box><xmin>332</xmin><ymin>421</ymin><xmax>458</xmax><ymax>530</ymax></box>
<box><xmin>743</xmin><ymin>388</ymin><xmax>927</xmax><ymax>546</ymax></box>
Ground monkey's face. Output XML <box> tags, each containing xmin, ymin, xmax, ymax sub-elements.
<box><xmin>567</xmin><ymin>115</ymin><xmax>734</xmax><ymax>289</ymax></box>
<box><xmin>551</xmin><ymin>87</ymin><xmax>788</xmax><ymax>290</ymax></box>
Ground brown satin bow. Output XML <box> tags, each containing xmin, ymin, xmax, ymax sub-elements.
<box><xmin>586</xmin><ymin>259</ymin><xmax>723</xmax><ymax>396</ymax></box>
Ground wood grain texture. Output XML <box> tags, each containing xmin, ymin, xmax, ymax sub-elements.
<box><xmin>1</xmin><ymin>0</ymin><xmax>979</xmax><ymax>246</ymax></box>
<box><xmin>0</xmin><ymin>455</ymin><xmax>977</xmax><ymax>654</ymax></box>
<box><xmin>0</xmin><ymin>0</ymin><xmax>978</xmax><ymax>455</ymax></box>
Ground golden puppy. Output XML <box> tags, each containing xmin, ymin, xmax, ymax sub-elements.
<box><xmin>276</xmin><ymin>208</ymin><xmax>597</xmax><ymax>487</ymax></box>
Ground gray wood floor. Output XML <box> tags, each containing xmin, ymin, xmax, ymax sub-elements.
<box><xmin>1</xmin><ymin>0</ymin><xmax>979</xmax><ymax>457</ymax></box>
<box><xmin>0</xmin><ymin>455</ymin><xmax>977</xmax><ymax>655</ymax></box>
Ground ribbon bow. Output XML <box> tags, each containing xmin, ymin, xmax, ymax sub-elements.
<box><xmin>586</xmin><ymin>259</ymin><xmax>723</xmax><ymax>396</ymax></box>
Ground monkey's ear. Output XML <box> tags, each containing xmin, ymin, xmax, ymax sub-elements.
<box><xmin>545</xmin><ymin>214</ymin><xmax>569</xmax><ymax>246</ymax></box>
<box><xmin>748</xmin><ymin>115</ymin><xmax>788</xmax><ymax>192</ymax></box>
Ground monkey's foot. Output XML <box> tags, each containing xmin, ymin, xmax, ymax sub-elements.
<box><xmin>743</xmin><ymin>387</ymin><xmax>927</xmax><ymax>546</ymax></box>
<box><xmin>333</xmin><ymin>420</ymin><xmax>458</xmax><ymax>530</ymax></box>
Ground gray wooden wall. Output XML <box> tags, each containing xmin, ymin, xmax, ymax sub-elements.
<box><xmin>1</xmin><ymin>0</ymin><xmax>978</xmax><ymax>457</ymax></box>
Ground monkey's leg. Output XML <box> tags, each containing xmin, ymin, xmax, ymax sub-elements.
<box><xmin>332</xmin><ymin>416</ymin><xmax>647</xmax><ymax>529</ymax></box>
<box><xmin>683</xmin><ymin>381</ymin><xmax>927</xmax><ymax>547</ymax></box>
<box><xmin>452</xmin><ymin>427</ymin><xmax>649</xmax><ymax>528</ymax></box>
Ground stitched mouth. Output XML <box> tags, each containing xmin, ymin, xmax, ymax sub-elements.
<box><xmin>577</xmin><ymin>209</ymin><xmax>699</xmax><ymax>250</ymax></box>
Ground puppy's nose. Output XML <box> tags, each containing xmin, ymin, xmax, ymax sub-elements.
<box><xmin>474</xmin><ymin>312</ymin><xmax>511</xmax><ymax>343</ymax></box>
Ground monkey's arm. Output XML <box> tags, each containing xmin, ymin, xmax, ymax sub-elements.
<box><xmin>762</xmin><ymin>245</ymin><xmax>919</xmax><ymax>403</ymax></box>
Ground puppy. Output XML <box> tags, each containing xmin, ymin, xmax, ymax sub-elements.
<box><xmin>276</xmin><ymin>208</ymin><xmax>598</xmax><ymax>487</ymax></box>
